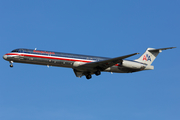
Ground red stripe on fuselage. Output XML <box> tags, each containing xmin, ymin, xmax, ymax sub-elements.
<box><xmin>6</xmin><ymin>53</ymin><xmax>93</xmax><ymax>63</ymax></box>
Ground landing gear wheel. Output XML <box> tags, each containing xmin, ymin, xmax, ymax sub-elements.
<box><xmin>86</xmin><ymin>74</ymin><xmax>92</xmax><ymax>79</ymax></box>
<box><xmin>95</xmin><ymin>70</ymin><xmax>101</xmax><ymax>76</ymax></box>
<box><xmin>10</xmin><ymin>64</ymin><xmax>13</xmax><ymax>68</ymax></box>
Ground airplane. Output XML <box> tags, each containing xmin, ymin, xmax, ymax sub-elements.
<box><xmin>3</xmin><ymin>47</ymin><xmax>176</xmax><ymax>79</ymax></box>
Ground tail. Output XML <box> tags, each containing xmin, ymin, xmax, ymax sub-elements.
<box><xmin>135</xmin><ymin>47</ymin><xmax>176</xmax><ymax>65</ymax></box>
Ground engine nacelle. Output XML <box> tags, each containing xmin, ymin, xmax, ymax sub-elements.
<box><xmin>121</xmin><ymin>60</ymin><xmax>146</xmax><ymax>69</ymax></box>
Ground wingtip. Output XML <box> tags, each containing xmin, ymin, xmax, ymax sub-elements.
<box><xmin>133</xmin><ymin>53</ymin><xmax>140</xmax><ymax>55</ymax></box>
<box><xmin>131</xmin><ymin>53</ymin><xmax>140</xmax><ymax>56</ymax></box>
<box><xmin>166</xmin><ymin>47</ymin><xmax>176</xmax><ymax>49</ymax></box>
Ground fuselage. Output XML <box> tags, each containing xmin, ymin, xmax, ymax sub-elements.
<box><xmin>3</xmin><ymin>47</ymin><xmax>176</xmax><ymax>79</ymax></box>
<box><xmin>3</xmin><ymin>48</ymin><xmax>150</xmax><ymax>74</ymax></box>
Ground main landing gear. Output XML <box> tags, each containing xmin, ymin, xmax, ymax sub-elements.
<box><xmin>9</xmin><ymin>61</ymin><xmax>13</xmax><ymax>68</ymax></box>
<box><xmin>86</xmin><ymin>70</ymin><xmax>101</xmax><ymax>80</ymax></box>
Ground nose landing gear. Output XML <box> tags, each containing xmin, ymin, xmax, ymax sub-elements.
<box><xmin>9</xmin><ymin>61</ymin><xmax>13</xmax><ymax>68</ymax></box>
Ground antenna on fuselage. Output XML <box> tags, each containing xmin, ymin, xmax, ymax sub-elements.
<box><xmin>35</xmin><ymin>48</ymin><xmax>37</xmax><ymax>50</ymax></box>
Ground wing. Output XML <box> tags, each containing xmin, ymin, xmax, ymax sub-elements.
<box><xmin>73</xmin><ymin>53</ymin><xmax>139</xmax><ymax>77</ymax></box>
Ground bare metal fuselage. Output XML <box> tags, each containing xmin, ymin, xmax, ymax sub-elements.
<box><xmin>3</xmin><ymin>49</ymin><xmax>147</xmax><ymax>74</ymax></box>
<box><xmin>6</xmin><ymin>47</ymin><xmax>173</xmax><ymax>79</ymax></box>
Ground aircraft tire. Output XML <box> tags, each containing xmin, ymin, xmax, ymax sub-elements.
<box><xmin>95</xmin><ymin>70</ymin><xmax>101</xmax><ymax>76</ymax></box>
<box><xmin>86</xmin><ymin>74</ymin><xmax>92</xmax><ymax>79</ymax></box>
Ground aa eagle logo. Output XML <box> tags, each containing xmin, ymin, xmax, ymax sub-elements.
<box><xmin>143</xmin><ymin>54</ymin><xmax>151</xmax><ymax>61</ymax></box>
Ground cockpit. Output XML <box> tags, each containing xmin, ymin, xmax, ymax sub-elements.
<box><xmin>11</xmin><ymin>49</ymin><xmax>27</xmax><ymax>53</ymax></box>
<box><xmin>11</xmin><ymin>49</ymin><xmax>19</xmax><ymax>52</ymax></box>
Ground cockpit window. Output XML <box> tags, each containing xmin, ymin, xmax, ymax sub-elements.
<box><xmin>11</xmin><ymin>49</ymin><xmax>19</xmax><ymax>52</ymax></box>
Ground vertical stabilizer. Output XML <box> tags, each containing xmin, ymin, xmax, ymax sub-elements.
<box><xmin>135</xmin><ymin>47</ymin><xmax>176</xmax><ymax>65</ymax></box>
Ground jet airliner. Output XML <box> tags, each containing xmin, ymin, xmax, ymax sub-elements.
<box><xmin>3</xmin><ymin>47</ymin><xmax>176</xmax><ymax>79</ymax></box>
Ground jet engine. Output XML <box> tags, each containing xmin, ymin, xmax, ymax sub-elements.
<box><xmin>73</xmin><ymin>62</ymin><xmax>85</xmax><ymax>67</ymax></box>
<box><xmin>120</xmin><ymin>60</ymin><xmax>146</xmax><ymax>70</ymax></box>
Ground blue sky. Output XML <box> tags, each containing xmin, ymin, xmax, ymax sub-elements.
<box><xmin>0</xmin><ymin>0</ymin><xmax>180</xmax><ymax>120</ymax></box>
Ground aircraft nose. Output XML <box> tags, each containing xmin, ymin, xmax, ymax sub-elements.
<box><xmin>3</xmin><ymin>55</ymin><xmax>7</xmax><ymax>60</ymax></box>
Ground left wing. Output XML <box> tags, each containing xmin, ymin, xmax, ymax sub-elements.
<box><xmin>73</xmin><ymin>53</ymin><xmax>139</xmax><ymax>77</ymax></box>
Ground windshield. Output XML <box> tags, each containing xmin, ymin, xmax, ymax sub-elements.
<box><xmin>11</xmin><ymin>49</ymin><xmax>19</xmax><ymax>52</ymax></box>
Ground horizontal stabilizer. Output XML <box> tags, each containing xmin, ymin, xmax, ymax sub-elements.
<box><xmin>148</xmin><ymin>47</ymin><xmax>176</xmax><ymax>52</ymax></box>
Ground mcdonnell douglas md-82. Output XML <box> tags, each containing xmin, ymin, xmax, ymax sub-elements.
<box><xmin>3</xmin><ymin>47</ymin><xmax>176</xmax><ymax>79</ymax></box>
